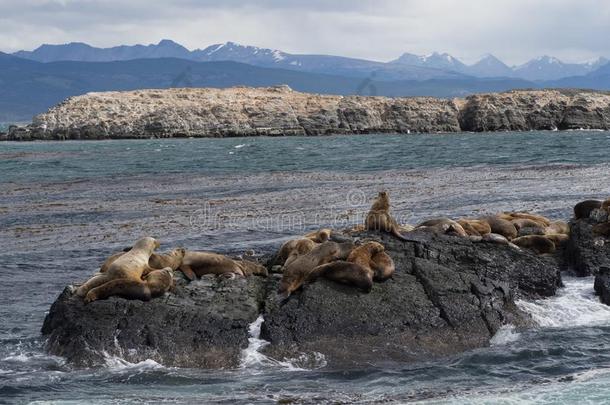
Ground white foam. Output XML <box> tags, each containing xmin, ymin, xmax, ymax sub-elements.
<box><xmin>239</xmin><ymin>315</ymin><xmax>325</xmax><ymax>371</ymax></box>
<box><xmin>517</xmin><ymin>277</ymin><xmax>610</xmax><ymax>328</ymax></box>
<box><xmin>234</xmin><ymin>144</ymin><xmax>247</xmax><ymax>149</ymax></box>
<box><xmin>490</xmin><ymin>324</ymin><xmax>521</xmax><ymax>346</ymax></box>
<box><xmin>102</xmin><ymin>352</ymin><xmax>163</xmax><ymax>371</ymax></box>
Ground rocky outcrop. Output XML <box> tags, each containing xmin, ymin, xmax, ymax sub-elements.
<box><xmin>6</xmin><ymin>87</ymin><xmax>610</xmax><ymax>140</ymax></box>
<box><xmin>566</xmin><ymin>212</ymin><xmax>610</xmax><ymax>276</ymax></box>
<box><xmin>42</xmin><ymin>230</ymin><xmax>562</xmax><ymax>368</ymax></box>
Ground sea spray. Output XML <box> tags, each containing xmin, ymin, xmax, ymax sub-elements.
<box><xmin>517</xmin><ymin>277</ymin><xmax>610</xmax><ymax>328</ymax></box>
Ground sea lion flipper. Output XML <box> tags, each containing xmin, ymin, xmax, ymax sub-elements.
<box><xmin>391</xmin><ymin>227</ymin><xmax>408</xmax><ymax>241</ymax></box>
<box><xmin>75</xmin><ymin>273</ymin><xmax>112</xmax><ymax>298</ymax></box>
<box><xmin>179</xmin><ymin>266</ymin><xmax>196</xmax><ymax>281</ymax></box>
<box><xmin>85</xmin><ymin>278</ymin><xmax>151</xmax><ymax>304</ymax></box>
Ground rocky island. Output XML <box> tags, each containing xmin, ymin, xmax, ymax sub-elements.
<box><xmin>5</xmin><ymin>86</ymin><xmax>610</xmax><ymax>140</ymax></box>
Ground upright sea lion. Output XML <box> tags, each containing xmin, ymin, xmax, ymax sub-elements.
<box><xmin>279</xmin><ymin>241</ymin><xmax>355</xmax><ymax>298</ymax></box>
<box><xmin>365</xmin><ymin>191</ymin><xmax>408</xmax><ymax>241</ymax></box>
<box><xmin>574</xmin><ymin>200</ymin><xmax>602</xmax><ymax>219</ymax></box>
<box><xmin>480</xmin><ymin>216</ymin><xmax>518</xmax><ymax>240</ymax></box>
<box><xmin>593</xmin><ymin>222</ymin><xmax>610</xmax><ymax>237</ymax></box>
<box><xmin>76</xmin><ymin>237</ymin><xmax>164</xmax><ymax>302</ymax></box>
<box><xmin>512</xmin><ymin>235</ymin><xmax>556</xmax><ymax>254</ymax></box>
<box><xmin>99</xmin><ymin>247</ymin><xmax>185</xmax><ymax>274</ymax></box>
<box><xmin>546</xmin><ymin>221</ymin><xmax>570</xmax><ymax>235</ymax></box>
<box><xmin>84</xmin><ymin>268</ymin><xmax>175</xmax><ymax>303</ymax></box>
<box><xmin>304</xmin><ymin>229</ymin><xmax>332</xmax><ymax>243</ymax></box>
<box><xmin>457</xmin><ymin>219</ymin><xmax>491</xmax><ymax>236</ymax></box>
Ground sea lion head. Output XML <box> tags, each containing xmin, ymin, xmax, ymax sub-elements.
<box><xmin>169</xmin><ymin>247</ymin><xmax>186</xmax><ymax>259</ymax></box>
<box><xmin>278</xmin><ymin>271</ymin><xmax>304</xmax><ymax>299</ymax></box>
<box><xmin>360</xmin><ymin>241</ymin><xmax>385</xmax><ymax>254</ymax></box>
<box><xmin>132</xmin><ymin>237</ymin><xmax>160</xmax><ymax>252</ymax></box>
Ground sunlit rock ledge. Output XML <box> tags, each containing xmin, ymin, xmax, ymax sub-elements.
<box><xmin>6</xmin><ymin>86</ymin><xmax>610</xmax><ymax>140</ymax></box>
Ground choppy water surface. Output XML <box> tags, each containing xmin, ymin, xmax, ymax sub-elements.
<box><xmin>2</xmin><ymin>131</ymin><xmax>610</xmax><ymax>404</ymax></box>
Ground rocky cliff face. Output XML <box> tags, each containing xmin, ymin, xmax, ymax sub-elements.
<box><xmin>42</xmin><ymin>230</ymin><xmax>562</xmax><ymax>368</ymax></box>
<box><xmin>6</xmin><ymin>87</ymin><xmax>610</xmax><ymax>140</ymax></box>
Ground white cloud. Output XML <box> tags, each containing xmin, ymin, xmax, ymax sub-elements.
<box><xmin>0</xmin><ymin>0</ymin><xmax>609</xmax><ymax>64</ymax></box>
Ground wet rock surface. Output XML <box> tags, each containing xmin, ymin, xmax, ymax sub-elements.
<box><xmin>42</xmin><ymin>230</ymin><xmax>562</xmax><ymax>368</ymax></box>
<box><xmin>566</xmin><ymin>218</ymin><xmax>610</xmax><ymax>276</ymax></box>
<box><xmin>7</xmin><ymin>87</ymin><xmax>610</xmax><ymax>140</ymax></box>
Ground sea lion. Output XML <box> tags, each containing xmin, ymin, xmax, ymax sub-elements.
<box><xmin>574</xmin><ymin>200</ymin><xmax>602</xmax><ymax>219</ymax></box>
<box><xmin>481</xmin><ymin>233</ymin><xmax>510</xmax><ymax>245</ymax></box>
<box><xmin>602</xmin><ymin>199</ymin><xmax>610</xmax><ymax>213</ymax></box>
<box><xmin>517</xmin><ymin>226</ymin><xmax>547</xmax><ymax>237</ymax></box>
<box><xmin>593</xmin><ymin>222</ymin><xmax>610</xmax><ymax>237</ymax></box>
<box><xmin>84</xmin><ymin>268</ymin><xmax>175</xmax><ymax>303</ymax></box>
<box><xmin>76</xmin><ymin>237</ymin><xmax>160</xmax><ymax>299</ymax></box>
<box><xmin>309</xmin><ymin>261</ymin><xmax>374</xmax><ymax>293</ymax></box>
<box><xmin>282</xmin><ymin>239</ymin><xmax>318</xmax><ymax>268</ymax></box>
<box><xmin>417</xmin><ymin>218</ymin><xmax>468</xmax><ymax>237</ymax></box>
<box><xmin>365</xmin><ymin>191</ymin><xmax>408</xmax><ymax>241</ymax></box>
<box><xmin>457</xmin><ymin>219</ymin><xmax>491</xmax><ymax>236</ymax></box>
<box><xmin>511</xmin><ymin>235</ymin><xmax>556</xmax><ymax>254</ymax></box>
<box><xmin>234</xmin><ymin>259</ymin><xmax>268</xmax><ymax>277</ymax></box>
<box><xmin>178</xmin><ymin>251</ymin><xmax>249</xmax><ymax>280</ymax></box>
<box><xmin>505</xmin><ymin>212</ymin><xmax>551</xmax><ymax>227</ymax></box>
<box><xmin>279</xmin><ymin>241</ymin><xmax>355</xmax><ymax>298</ymax></box>
<box><xmin>274</xmin><ymin>238</ymin><xmax>317</xmax><ymax>266</ymax></box>
<box><xmin>100</xmin><ymin>247</ymin><xmax>186</xmax><ymax>274</ymax></box>
<box><xmin>371</xmin><ymin>250</ymin><xmax>395</xmax><ymax>281</ymax></box>
<box><xmin>546</xmin><ymin>221</ymin><xmax>570</xmax><ymax>235</ymax></box>
<box><xmin>511</xmin><ymin>218</ymin><xmax>546</xmax><ymax>231</ymax></box>
<box><xmin>304</xmin><ymin>228</ymin><xmax>332</xmax><ymax>243</ymax></box>
<box><xmin>480</xmin><ymin>216</ymin><xmax>518</xmax><ymax>240</ymax></box>
<box><xmin>346</xmin><ymin>241</ymin><xmax>385</xmax><ymax>270</ymax></box>
<box><xmin>544</xmin><ymin>233</ymin><xmax>569</xmax><ymax>247</ymax></box>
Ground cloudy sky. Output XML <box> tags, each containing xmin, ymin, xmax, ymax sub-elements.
<box><xmin>1</xmin><ymin>0</ymin><xmax>609</xmax><ymax>65</ymax></box>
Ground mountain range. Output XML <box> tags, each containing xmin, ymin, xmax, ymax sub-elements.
<box><xmin>2</xmin><ymin>40</ymin><xmax>610</xmax><ymax>122</ymax></box>
<box><xmin>13</xmin><ymin>40</ymin><xmax>610</xmax><ymax>82</ymax></box>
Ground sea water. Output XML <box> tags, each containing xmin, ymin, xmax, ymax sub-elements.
<box><xmin>2</xmin><ymin>131</ymin><xmax>610</xmax><ymax>404</ymax></box>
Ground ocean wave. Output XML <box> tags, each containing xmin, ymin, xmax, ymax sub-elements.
<box><xmin>490</xmin><ymin>325</ymin><xmax>521</xmax><ymax>346</ymax></box>
<box><xmin>517</xmin><ymin>276</ymin><xmax>610</xmax><ymax>328</ymax></box>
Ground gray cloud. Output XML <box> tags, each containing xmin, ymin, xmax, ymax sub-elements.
<box><xmin>0</xmin><ymin>0</ymin><xmax>608</xmax><ymax>64</ymax></box>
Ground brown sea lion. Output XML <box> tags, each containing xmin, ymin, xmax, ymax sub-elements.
<box><xmin>480</xmin><ymin>216</ymin><xmax>518</xmax><ymax>240</ymax></box>
<box><xmin>546</xmin><ymin>221</ymin><xmax>570</xmax><ymax>235</ymax></box>
<box><xmin>100</xmin><ymin>247</ymin><xmax>186</xmax><ymax>274</ymax></box>
<box><xmin>505</xmin><ymin>212</ymin><xmax>551</xmax><ymax>227</ymax></box>
<box><xmin>309</xmin><ymin>261</ymin><xmax>374</xmax><ymax>293</ymax></box>
<box><xmin>77</xmin><ymin>237</ymin><xmax>160</xmax><ymax>298</ymax></box>
<box><xmin>457</xmin><ymin>219</ymin><xmax>491</xmax><ymax>236</ymax></box>
<box><xmin>234</xmin><ymin>259</ymin><xmax>268</xmax><ymax>277</ymax></box>
<box><xmin>517</xmin><ymin>226</ymin><xmax>547</xmax><ymax>237</ymax></box>
<box><xmin>304</xmin><ymin>229</ymin><xmax>332</xmax><ymax>243</ymax></box>
<box><xmin>84</xmin><ymin>268</ymin><xmax>175</xmax><ymax>303</ymax></box>
<box><xmin>511</xmin><ymin>218</ymin><xmax>546</xmax><ymax>231</ymax></box>
<box><xmin>417</xmin><ymin>218</ymin><xmax>468</xmax><ymax>237</ymax></box>
<box><xmin>544</xmin><ymin>233</ymin><xmax>569</xmax><ymax>247</ymax></box>
<box><xmin>481</xmin><ymin>233</ymin><xmax>510</xmax><ymax>245</ymax></box>
<box><xmin>365</xmin><ymin>191</ymin><xmax>408</xmax><ymax>241</ymax></box>
<box><xmin>282</xmin><ymin>239</ymin><xmax>318</xmax><ymax>268</ymax></box>
<box><xmin>275</xmin><ymin>238</ymin><xmax>317</xmax><ymax>266</ymax></box>
<box><xmin>593</xmin><ymin>222</ymin><xmax>610</xmax><ymax>237</ymax></box>
<box><xmin>512</xmin><ymin>235</ymin><xmax>556</xmax><ymax>254</ymax></box>
<box><xmin>602</xmin><ymin>199</ymin><xmax>610</xmax><ymax>213</ymax></box>
<box><xmin>346</xmin><ymin>241</ymin><xmax>384</xmax><ymax>270</ymax></box>
<box><xmin>574</xmin><ymin>200</ymin><xmax>602</xmax><ymax>219</ymax></box>
<box><xmin>279</xmin><ymin>241</ymin><xmax>355</xmax><ymax>298</ymax></box>
<box><xmin>178</xmin><ymin>251</ymin><xmax>248</xmax><ymax>280</ymax></box>
<box><xmin>371</xmin><ymin>251</ymin><xmax>395</xmax><ymax>281</ymax></box>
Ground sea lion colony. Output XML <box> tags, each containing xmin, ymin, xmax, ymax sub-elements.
<box><xmin>73</xmin><ymin>193</ymin><xmax>610</xmax><ymax>303</ymax></box>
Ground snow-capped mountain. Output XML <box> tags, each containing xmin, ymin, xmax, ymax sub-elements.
<box><xmin>192</xmin><ymin>41</ymin><xmax>289</xmax><ymax>65</ymax></box>
<box><xmin>391</xmin><ymin>52</ymin><xmax>468</xmax><ymax>73</ymax></box>
<box><xmin>512</xmin><ymin>55</ymin><xmax>607</xmax><ymax>81</ymax></box>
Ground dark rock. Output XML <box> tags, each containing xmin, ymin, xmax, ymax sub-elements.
<box><xmin>260</xmin><ymin>231</ymin><xmax>561</xmax><ymax>367</ymax></box>
<box><xmin>594</xmin><ymin>267</ymin><xmax>610</xmax><ymax>305</ymax></box>
<box><xmin>41</xmin><ymin>272</ymin><xmax>267</xmax><ymax>368</ymax></box>
<box><xmin>566</xmin><ymin>219</ymin><xmax>610</xmax><ymax>276</ymax></box>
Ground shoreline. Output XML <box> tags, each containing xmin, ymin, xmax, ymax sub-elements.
<box><xmin>3</xmin><ymin>86</ymin><xmax>610</xmax><ymax>141</ymax></box>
